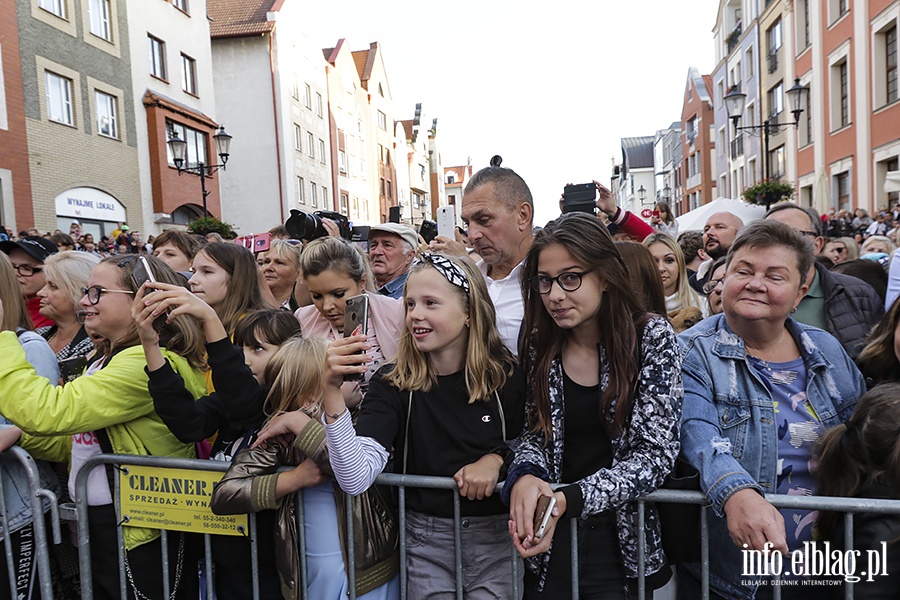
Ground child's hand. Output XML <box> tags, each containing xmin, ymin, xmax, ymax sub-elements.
<box><xmin>276</xmin><ymin>458</ymin><xmax>327</xmax><ymax>498</ymax></box>
<box><xmin>453</xmin><ymin>453</ymin><xmax>504</xmax><ymax>501</ymax></box>
<box><xmin>139</xmin><ymin>282</ymin><xmax>218</xmax><ymax>324</ymax></box>
<box><xmin>252</xmin><ymin>411</ymin><xmax>312</xmax><ymax>449</ymax></box>
<box><xmin>508</xmin><ymin>474</ymin><xmax>555</xmax><ymax>545</ymax></box>
<box><xmin>323</xmin><ymin>336</ymin><xmax>370</xmax><ymax>389</ymax></box>
<box><xmin>132</xmin><ymin>286</ymin><xmax>162</xmax><ymax>346</ymax></box>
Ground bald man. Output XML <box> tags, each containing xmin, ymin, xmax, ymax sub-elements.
<box><xmin>689</xmin><ymin>211</ymin><xmax>744</xmax><ymax>293</ymax></box>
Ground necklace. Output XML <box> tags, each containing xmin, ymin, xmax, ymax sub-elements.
<box><xmin>750</xmin><ymin>330</ymin><xmax>786</xmax><ymax>372</ymax></box>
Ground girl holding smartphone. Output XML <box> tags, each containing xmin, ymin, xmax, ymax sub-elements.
<box><xmin>504</xmin><ymin>213</ymin><xmax>683</xmax><ymax>598</ymax></box>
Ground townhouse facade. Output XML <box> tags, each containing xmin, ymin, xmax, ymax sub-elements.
<box><xmin>681</xmin><ymin>68</ymin><xmax>717</xmax><ymax>213</ymax></box>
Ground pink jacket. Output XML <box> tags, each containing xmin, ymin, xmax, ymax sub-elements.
<box><xmin>294</xmin><ymin>293</ymin><xmax>404</xmax><ymax>360</ymax></box>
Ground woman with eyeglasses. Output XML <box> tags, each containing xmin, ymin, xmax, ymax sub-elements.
<box><xmin>0</xmin><ymin>254</ymin><xmax>208</xmax><ymax>598</ymax></box>
<box><xmin>504</xmin><ymin>213</ymin><xmax>683</xmax><ymax>598</ymax></box>
<box><xmin>678</xmin><ymin>220</ymin><xmax>865</xmax><ymax>599</ymax></box>
<box><xmin>702</xmin><ymin>257</ymin><xmax>728</xmax><ymax>316</ymax></box>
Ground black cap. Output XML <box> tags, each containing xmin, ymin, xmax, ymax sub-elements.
<box><xmin>0</xmin><ymin>236</ymin><xmax>59</xmax><ymax>263</ymax></box>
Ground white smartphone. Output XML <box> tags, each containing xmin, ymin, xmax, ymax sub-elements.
<box><xmin>437</xmin><ymin>205</ymin><xmax>456</xmax><ymax>239</ymax></box>
<box><xmin>533</xmin><ymin>494</ymin><xmax>557</xmax><ymax>540</ymax></box>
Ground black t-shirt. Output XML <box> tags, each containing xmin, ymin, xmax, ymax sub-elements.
<box><xmin>356</xmin><ymin>365</ymin><xmax>526</xmax><ymax>517</ymax></box>
<box><xmin>561</xmin><ymin>370</ymin><xmax>613</xmax><ymax>484</ymax></box>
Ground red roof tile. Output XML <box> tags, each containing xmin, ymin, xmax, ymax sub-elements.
<box><xmin>208</xmin><ymin>0</ymin><xmax>275</xmax><ymax>38</ymax></box>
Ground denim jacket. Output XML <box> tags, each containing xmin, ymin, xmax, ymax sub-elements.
<box><xmin>678</xmin><ymin>314</ymin><xmax>864</xmax><ymax>599</ymax></box>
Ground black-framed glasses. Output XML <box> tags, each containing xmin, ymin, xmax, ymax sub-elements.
<box><xmin>529</xmin><ymin>270</ymin><xmax>593</xmax><ymax>295</ymax></box>
<box><xmin>702</xmin><ymin>278</ymin><xmax>725</xmax><ymax>295</ymax></box>
<box><xmin>12</xmin><ymin>264</ymin><xmax>43</xmax><ymax>277</ymax></box>
<box><xmin>81</xmin><ymin>285</ymin><xmax>135</xmax><ymax>305</ymax></box>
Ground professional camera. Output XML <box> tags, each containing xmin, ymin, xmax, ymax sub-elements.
<box><xmin>286</xmin><ymin>209</ymin><xmax>354</xmax><ymax>241</ymax></box>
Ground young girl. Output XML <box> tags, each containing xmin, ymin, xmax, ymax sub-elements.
<box><xmin>815</xmin><ymin>383</ymin><xmax>900</xmax><ymax>598</ymax></box>
<box><xmin>135</xmin><ymin>291</ymin><xmax>301</xmax><ymax>599</ymax></box>
<box><xmin>505</xmin><ymin>213</ymin><xmax>682</xmax><ymax>598</ymax></box>
<box><xmin>211</xmin><ymin>338</ymin><xmax>400</xmax><ymax>600</ymax></box>
<box><xmin>189</xmin><ymin>242</ymin><xmax>272</xmax><ymax>337</ymax></box>
<box><xmin>294</xmin><ymin>252</ymin><xmax>526</xmax><ymax>598</ymax></box>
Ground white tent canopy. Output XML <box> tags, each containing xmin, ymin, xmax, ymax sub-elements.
<box><xmin>676</xmin><ymin>197</ymin><xmax>768</xmax><ymax>232</ymax></box>
<box><xmin>885</xmin><ymin>170</ymin><xmax>900</xmax><ymax>193</ymax></box>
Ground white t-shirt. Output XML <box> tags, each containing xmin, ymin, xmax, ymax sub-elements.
<box><xmin>477</xmin><ymin>259</ymin><xmax>525</xmax><ymax>358</ymax></box>
<box><xmin>68</xmin><ymin>357</ymin><xmax>113</xmax><ymax>506</ymax></box>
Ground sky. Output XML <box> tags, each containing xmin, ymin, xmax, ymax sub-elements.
<box><xmin>308</xmin><ymin>0</ymin><xmax>722</xmax><ymax>226</ymax></box>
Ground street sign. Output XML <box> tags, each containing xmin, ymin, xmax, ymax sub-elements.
<box><xmin>640</xmin><ymin>208</ymin><xmax>653</xmax><ymax>219</ymax></box>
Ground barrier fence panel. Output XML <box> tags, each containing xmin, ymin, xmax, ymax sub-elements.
<box><xmin>68</xmin><ymin>454</ymin><xmax>900</xmax><ymax>600</ymax></box>
<box><xmin>0</xmin><ymin>446</ymin><xmax>60</xmax><ymax>600</ymax></box>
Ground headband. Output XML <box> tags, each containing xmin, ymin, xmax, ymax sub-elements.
<box><xmin>413</xmin><ymin>253</ymin><xmax>470</xmax><ymax>295</ymax></box>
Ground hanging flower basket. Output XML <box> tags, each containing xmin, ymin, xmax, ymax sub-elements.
<box><xmin>742</xmin><ymin>179</ymin><xmax>795</xmax><ymax>209</ymax></box>
<box><xmin>187</xmin><ymin>216</ymin><xmax>237</xmax><ymax>239</ymax></box>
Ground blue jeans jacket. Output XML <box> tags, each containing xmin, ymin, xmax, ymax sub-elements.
<box><xmin>678</xmin><ymin>315</ymin><xmax>864</xmax><ymax>599</ymax></box>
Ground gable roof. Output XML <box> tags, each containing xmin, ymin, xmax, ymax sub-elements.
<box><xmin>621</xmin><ymin>136</ymin><xmax>655</xmax><ymax>169</ymax></box>
<box><xmin>208</xmin><ymin>0</ymin><xmax>275</xmax><ymax>38</ymax></box>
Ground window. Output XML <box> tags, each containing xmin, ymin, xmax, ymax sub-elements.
<box><xmin>322</xmin><ymin>186</ymin><xmax>328</xmax><ymax>208</ymax></box>
<box><xmin>769</xmin><ymin>146</ymin><xmax>785</xmax><ymax>177</ymax></box>
<box><xmin>181</xmin><ymin>54</ymin><xmax>197</xmax><ymax>95</ymax></box>
<box><xmin>173</xmin><ymin>0</ymin><xmax>188</xmax><ymax>13</ymax></box>
<box><xmin>830</xmin><ymin>0</ymin><xmax>849</xmax><ymax>24</ymax></box>
<box><xmin>798</xmin><ymin>0</ymin><xmax>811</xmax><ymax>49</ymax></box>
<box><xmin>768</xmin><ymin>19</ymin><xmax>783</xmax><ymax>52</ymax></box>
<box><xmin>306</xmin><ymin>132</ymin><xmax>314</xmax><ymax>158</ymax></box>
<box><xmin>839</xmin><ymin>0</ymin><xmax>848</xmax><ymax>17</ymax></box>
<box><xmin>88</xmin><ymin>0</ymin><xmax>111</xmax><ymax>41</ymax></box>
<box><xmin>310</xmin><ymin>182</ymin><xmax>317</xmax><ymax>208</ymax></box>
<box><xmin>304</xmin><ymin>83</ymin><xmax>311</xmax><ymax>109</ymax></box>
<box><xmin>293</xmin><ymin>125</ymin><xmax>301</xmax><ymax>151</ymax></box>
<box><xmin>297</xmin><ymin>177</ymin><xmax>305</xmax><ymax>204</ymax></box>
<box><xmin>768</xmin><ymin>82</ymin><xmax>784</xmax><ymax>118</ymax></box>
<box><xmin>166</xmin><ymin>120</ymin><xmax>208</xmax><ymax>168</ymax></box>
<box><xmin>39</xmin><ymin>0</ymin><xmax>65</xmax><ymax>18</ymax></box>
<box><xmin>339</xmin><ymin>150</ymin><xmax>347</xmax><ymax>174</ymax></box>
<box><xmin>839</xmin><ymin>60</ymin><xmax>849</xmax><ymax>127</ymax></box>
<box><xmin>837</xmin><ymin>172</ymin><xmax>850</xmax><ymax>210</ymax></box>
<box><xmin>318</xmin><ymin>139</ymin><xmax>326</xmax><ymax>163</ymax></box>
<box><xmin>45</xmin><ymin>72</ymin><xmax>73</xmax><ymax>125</ymax></box>
<box><xmin>888</xmin><ymin>26</ymin><xmax>898</xmax><ymax>105</ymax></box>
<box><xmin>316</xmin><ymin>92</ymin><xmax>323</xmax><ymax>117</ymax></box>
<box><xmin>377</xmin><ymin>110</ymin><xmax>387</xmax><ymax>131</ymax></box>
<box><xmin>148</xmin><ymin>35</ymin><xmax>167</xmax><ymax>80</ymax></box>
<box><xmin>340</xmin><ymin>193</ymin><xmax>349</xmax><ymax>213</ymax></box>
<box><xmin>800</xmin><ymin>82</ymin><xmax>813</xmax><ymax>145</ymax></box>
<box><xmin>745</xmin><ymin>47</ymin><xmax>754</xmax><ymax>78</ymax></box>
<box><xmin>291</xmin><ymin>78</ymin><xmax>299</xmax><ymax>100</ymax></box>
<box><xmin>95</xmin><ymin>91</ymin><xmax>117</xmax><ymax>138</ymax></box>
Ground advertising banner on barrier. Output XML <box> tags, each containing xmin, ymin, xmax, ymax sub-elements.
<box><xmin>119</xmin><ymin>465</ymin><xmax>247</xmax><ymax>537</ymax></box>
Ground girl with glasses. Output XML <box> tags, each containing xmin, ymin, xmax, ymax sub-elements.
<box><xmin>0</xmin><ymin>254</ymin><xmax>207</xmax><ymax>598</ymax></box>
<box><xmin>505</xmin><ymin>212</ymin><xmax>683</xmax><ymax>598</ymax></box>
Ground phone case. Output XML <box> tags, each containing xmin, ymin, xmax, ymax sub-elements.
<box><xmin>343</xmin><ymin>295</ymin><xmax>369</xmax><ymax>382</ymax></box>
<box><xmin>533</xmin><ymin>495</ymin><xmax>557</xmax><ymax>540</ymax></box>
<box><xmin>437</xmin><ymin>206</ymin><xmax>456</xmax><ymax>239</ymax></box>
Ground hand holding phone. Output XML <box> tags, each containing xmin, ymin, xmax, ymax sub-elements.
<box><xmin>533</xmin><ymin>494</ymin><xmax>558</xmax><ymax>540</ymax></box>
<box><xmin>342</xmin><ymin>294</ymin><xmax>369</xmax><ymax>382</ymax></box>
<box><xmin>131</xmin><ymin>257</ymin><xmax>168</xmax><ymax>333</ymax></box>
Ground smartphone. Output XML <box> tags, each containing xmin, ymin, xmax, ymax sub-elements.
<box><xmin>437</xmin><ymin>205</ymin><xmax>456</xmax><ymax>239</ymax></box>
<box><xmin>562</xmin><ymin>183</ymin><xmax>597</xmax><ymax>214</ymax></box>
<box><xmin>533</xmin><ymin>494</ymin><xmax>557</xmax><ymax>540</ymax></box>
<box><xmin>653</xmin><ymin>210</ymin><xmax>660</xmax><ymax>218</ymax></box>
<box><xmin>343</xmin><ymin>294</ymin><xmax>369</xmax><ymax>382</ymax></box>
<box><xmin>131</xmin><ymin>256</ymin><xmax>167</xmax><ymax>333</ymax></box>
<box><xmin>58</xmin><ymin>355</ymin><xmax>88</xmax><ymax>384</ymax></box>
<box><xmin>419</xmin><ymin>220</ymin><xmax>438</xmax><ymax>244</ymax></box>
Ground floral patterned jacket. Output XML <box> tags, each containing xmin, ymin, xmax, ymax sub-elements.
<box><xmin>504</xmin><ymin>315</ymin><xmax>684</xmax><ymax>589</ymax></box>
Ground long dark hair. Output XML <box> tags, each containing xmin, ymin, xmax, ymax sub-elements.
<box><xmin>196</xmin><ymin>243</ymin><xmax>271</xmax><ymax>334</ymax></box>
<box><xmin>815</xmin><ymin>383</ymin><xmax>900</xmax><ymax>540</ymax></box>
<box><xmin>857</xmin><ymin>295</ymin><xmax>900</xmax><ymax>383</ymax></box>
<box><xmin>520</xmin><ymin>213</ymin><xmax>648</xmax><ymax>438</ymax></box>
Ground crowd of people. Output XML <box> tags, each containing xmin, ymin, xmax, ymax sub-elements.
<box><xmin>1</xmin><ymin>164</ymin><xmax>900</xmax><ymax>600</ymax></box>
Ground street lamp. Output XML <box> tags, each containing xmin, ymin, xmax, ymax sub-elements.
<box><xmin>638</xmin><ymin>185</ymin><xmax>647</xmax><ymax>205</ymax></box>
<box><xmin>167</xmin><ymin>125</ymin><xmax>233</xmax><ymax>218</ymax></box>
<box><xmin>724</xmin><ymin>78</ymin><xmax>809</xmax><ymax>198</ymax></box>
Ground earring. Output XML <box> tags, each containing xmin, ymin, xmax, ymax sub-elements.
<box><xmin>790</xmin><ymin>307</ymin><xmax>798</xmax><ymax>313</ymax></box>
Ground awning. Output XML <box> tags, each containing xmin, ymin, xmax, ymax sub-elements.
<box><xmin>885</xmin><ymin>170</ymin><xmax>900</xmax><ymax>193</ymax></box>
<box><xmin>676</xmin><ymin>197</ymin><xmax>767</xmax><ymax>232</ymax></box>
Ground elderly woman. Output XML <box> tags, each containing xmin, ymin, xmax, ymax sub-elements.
<box><xmin>261</xmin><ymin>239</ymin><xmax>302</xmax><ymax>310</ymax></box>
<box><xmin>35</xmin><ymin>251</ymin><xmax>100</xmax><ymax>364</ymax></box>
<box><xmin>678</xmin><ymin>220</ymin><xmax>865</xmax><ymax>599</ymax></box>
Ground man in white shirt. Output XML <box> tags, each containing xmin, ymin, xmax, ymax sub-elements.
<box><xmin>457</xmin><ymin>165</ymin><xmax>534</xmax><ymax>357</ymax></box>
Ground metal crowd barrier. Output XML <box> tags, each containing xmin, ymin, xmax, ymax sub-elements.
<box><xmin>71</xmin><ymin>454</ymin><xmax>900</xmax><ymax>600</ymax></box>
<box><xmin>0</xmin><ymin>446</ymin><xmax>62</xmax><ymax>600</ymax></box>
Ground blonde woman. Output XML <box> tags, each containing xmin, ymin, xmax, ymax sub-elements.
<box><xmin>261</xmin><ymin>240</ymin><xmax>303</xmax><ymax>310</ymax></box>
<box><xmin>35</xmin><ymin>250</ymin><xmax>100</xmax><ymax>362</ymax></box>
<box><xmin>643</xmin><ymin>233</ymin><xmax>707</xmax><ymax>319</ymax></box>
